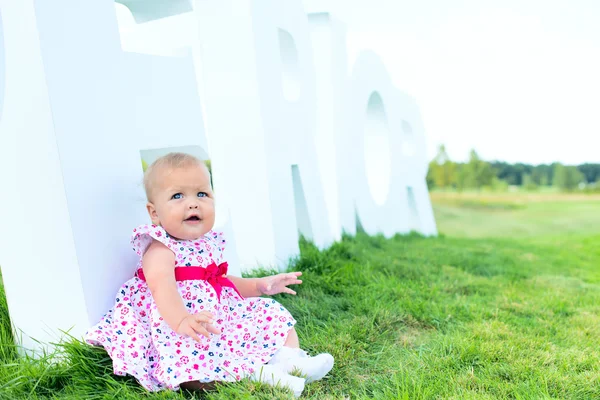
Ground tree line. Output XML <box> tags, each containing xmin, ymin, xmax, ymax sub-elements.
<box><xmin>427</xmin><ymin>145</ymin><xmax>600</xmax><ymax>192</ymax></box>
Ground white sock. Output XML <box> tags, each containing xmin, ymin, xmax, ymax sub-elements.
<box><xmin>268</xmin><ymin>347</ymin><xmax>334</xmax><ymax>383</ymax></box>
<box><xmin>251</xmin><ymin>364</ymin><xmax>306</xmax><ymax>398</ymax></box>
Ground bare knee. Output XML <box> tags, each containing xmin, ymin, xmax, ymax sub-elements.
<box><xmin>284</xmin><ymin>327</ymin><xmax>300</xmax><ymax>348</ymax></box>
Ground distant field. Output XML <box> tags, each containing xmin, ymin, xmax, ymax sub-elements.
<box><xmin>431</xmin><ymin>191</ymin><xmax>600</xmax><ymax>239</ymax></box>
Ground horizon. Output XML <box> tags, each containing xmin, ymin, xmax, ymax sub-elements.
<box><xmin>432</xmin><ymin>144</ymin><xmax>599</xmax><ymax>166</ymax></box>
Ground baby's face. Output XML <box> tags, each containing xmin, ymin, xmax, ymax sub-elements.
<box><xmin>146</xmin><ymin>163</ymin><xmax>215</xmax><ymax>240</ymax></box>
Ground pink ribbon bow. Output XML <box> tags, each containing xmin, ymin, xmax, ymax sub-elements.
<box><xmin>136</xmin><ymin>261</ymin><xmax>243</xmax><ymax>302</ymax></box>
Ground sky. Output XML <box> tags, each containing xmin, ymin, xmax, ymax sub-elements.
<box><xmin>116</xmin><ymin>0</ymin><xmax>600</xmax><ymax>165</ymax></box>
<box><xmin>330</xmin><ymin>0</ymin><xmax>600</xmax><ymax>164</ymax></box>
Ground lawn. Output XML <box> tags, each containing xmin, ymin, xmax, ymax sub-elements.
<box><xmin>1</xmin><ymin>192</ymin><xmax>599</xmax><ymax>399</ymax></box>
<box><xmin>431</xmin><ymin>191</ymin><xmax>600</xmax><ymax>239</ymax></box>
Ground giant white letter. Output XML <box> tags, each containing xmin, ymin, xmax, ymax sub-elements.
<box><xmin>0</xmin><ymin>0</ymin><xmax>211</xmax><ymax>352</ymax></box>
<box><xmin>307</xmin><ymin>11</ymin><xmax>437</xmax><ymax>237</ymax></box>
<box><xmin>194</xmin><ymin>0</ymin><xmax>332</xmax><ymax>271</ymax></box>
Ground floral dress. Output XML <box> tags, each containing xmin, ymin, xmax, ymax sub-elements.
<box><xmin>85</xmin><ymin>224</ymin><xmax>296</xmax><ymax>391</ymax></box>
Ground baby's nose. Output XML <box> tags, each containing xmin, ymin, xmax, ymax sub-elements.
<box><xmin>188</xmin><ymin>202</ymin><xmax>199</xmax><ymax>209</ymax></box>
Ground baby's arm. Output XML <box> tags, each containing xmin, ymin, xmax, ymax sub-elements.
<box><xmin>226</xmin><ymin>276</ymin><xmax>261</xmax><ymax>297</ymax></box>
<box><xmin>143</xmin><ymin>240</ymin><xmax>218</xmax><ymax>340</ymax></box>
<box><xmin>227</xmin><ymin>272</ymin><xmax>302</xmax><ymax>297</ymax></box>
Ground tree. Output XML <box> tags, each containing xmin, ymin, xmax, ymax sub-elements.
<box><xmin>427</xmin><ymin>145</ymin><xmax>458</xmax><ymax>189</ymax></box>
<box><xmin>426</xmin><ymin>163</ymin><xmax>436</xmax><ymax>189</ymax></box>
<box><xmin>522</xmin><ymin>173</ymin><xmax>538</xmax><ymax>191</ymax></box>
<box><xmin>553</xmin><ymin>163</ymin><xmax>584</xmax><ymax>191</ymax></box>
<box><xmin>531</xmin><ymin>164</ymin><xmax>551</xmax><ymax>186</ymax></box>
<box><xmin>456</xmin><ymin>164</ymin><xmax>470</xmax><ymax>191</ymax></box>
<box><xmin>477</xmin><ymin>161</ymin><xmax>496</xmax><ymax>189</ymax></box>
<box><xmin>553</xmin><ymin>163</ymin><xmax>566</xmax><ymax>189</ymax></box>
<box><xmin>490</xmin><ymin>176</ymin><xmax>509</xmax><ymax>192</ymax></box>
<box><xmin>460</xmin><ymin>150</ymin><xmax>495</xmax><ymax>190</ymax></box>
<box><xmin>437</xmin><ymin>160</ymin><xmax>457</xmax><ymax>188</ymax></box>
<box><xmin>578</xmin><ymin>163</ymin><xmax>600</xmax><ymax>184</ymax></box>
<box><xmin>429</xmin><ymin>149</ymin><xmax>595</xmax><ymax>190</ymax></box>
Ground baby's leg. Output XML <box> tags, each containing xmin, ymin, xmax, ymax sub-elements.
<box><xmin>251</xmin><ymin>365</ymin><xmax>305</xmax><ymax>398</ymax></box>
<box><xmin>271</xmin><ymin>328</ymin><xmax>334</xmax><ymax>384</ymax></box>
<box><xmin>284</xmin><ymin>327</ymin><xmax>300</xmax><ymax>348</ymax></box>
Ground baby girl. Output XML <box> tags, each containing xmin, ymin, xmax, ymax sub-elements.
<box><xmin>85</xmin><ymin>152</ymin><xmax>334</xmax><ymax>397</ymax></box>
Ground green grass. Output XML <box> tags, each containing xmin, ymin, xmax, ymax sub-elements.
<box><xmin>432</xmin><ymin>191</ymin><xmax>600</xmax><ymax>239</ymax></box>
<box><xmin>1</xmin><ymin>192</ymin><xmax>600</xmax><ymax>399</ymax></box>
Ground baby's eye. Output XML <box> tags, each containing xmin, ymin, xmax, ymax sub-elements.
<box><xmin>197</xmin><ymin>192</ymin><xmax>208</xmax><ymax>198</ymax></box>
<box><xmin>171</xmin><ymin>193</ymin><xmax>183</xmax><ymax>200</ymax></box>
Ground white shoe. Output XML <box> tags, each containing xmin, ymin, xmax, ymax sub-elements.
<box><xmin>251</xmin><ymin>364</ymin><xmax>306</xmax><ymax>398</ymax></box>
<box><xmin>268</xmin><ymin>347</ymin><xmax>334</xmax><ymax>383</ymax></box>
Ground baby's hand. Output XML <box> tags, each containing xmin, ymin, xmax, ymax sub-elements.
<box><xmin>176</xmin><ymin>311</ymin><xmax>220</xmax><ymax>342</ymax></box>
<box><xmin>257</xmin><ymin>272</ymin><xmax>303</xmax><ymax>296</ymax></box>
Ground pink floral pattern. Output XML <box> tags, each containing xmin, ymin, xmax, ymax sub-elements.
<box><xmin>85</xmin><ymin>224</ymin><xmax>296</xmax><ymax>391</ymax></box>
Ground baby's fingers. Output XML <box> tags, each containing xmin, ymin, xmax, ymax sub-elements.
<box><xmin>182</xmin><ymin>325</ymin><xmax>202</xmax><ymax>342</ymax></box>
<box><xmin>194</xmin><ymin>311</ymin><xmax>215</xmax><ymax>320</ymax></box>
<box><xmin>194</xmin><ymin>313</ymin><xmax>215</xmax><ymax>325</ymax></box>
<box><xmin>281</xmin><ymin>273</ymin><xmax>302</xmax><ymax>283</ymax></box>
<box><xmin>282</xmin><ymin>287</ymin><xmax>297</xmax><ymax>295</ymax></box>
<box><xmin>281</xmin><ymin>277</ymin><xmax>302</xmax><ymax>287</ymax></box>
<box><xmin>190</xmin><ymin>321</ymin><xmax>211</xmax><ymax>339</ymax></box>
<box><xmin>206</xmin><ymin>324</ymin><xmax>221</xmax><ymax>335</ymax></box>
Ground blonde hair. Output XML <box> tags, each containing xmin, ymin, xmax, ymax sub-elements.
<box><xmin>143</xmin><ymin>152</ymin><xmax>205</xmax><ymax>201</ymax></box>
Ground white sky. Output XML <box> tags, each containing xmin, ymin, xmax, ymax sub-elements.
<box><xmin>333</xmin><ymin>0</ymin><xmax>600</xmax><ymax>164</ymax></box>
<box><xmin>116</xmin><ymin>0</ymin><xmax>600</xmax><ymax>165</ymax></box>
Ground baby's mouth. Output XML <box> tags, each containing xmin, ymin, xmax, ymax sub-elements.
<box><xmin>185</xmin><ymin>216</ymin><xmax>201</xmax><ymax>222</ymax></box>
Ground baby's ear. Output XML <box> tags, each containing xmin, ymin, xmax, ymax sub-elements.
<box><xmin>146</xmin><ymin>202</ymin><xmax>160</xmax><ymax>225</ymax></box>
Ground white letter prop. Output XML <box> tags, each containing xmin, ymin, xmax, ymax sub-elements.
<box><xmin>116</xmin><ymin>0</ymin><xmax>193</xmax><ymax>24</ymax></box>
<box><xmin>307</xmin><ymin>13</ymin><xmax>437</xmax><ymax>237</ymax></box>
<box><xmin>344</xmin><ymin>51</ymin><xmax>437</xmax><ymax>236</ymax></box>
<box><xmin>394</xmin><ymin>91</ymin><xmax>438</xmax><ymax>236</ymax></box>
<box><xmin>0</xmin><ymin>0</ymin><xmax>211</xmax><ymax>352</ymax></box>
<box><xmin>307</xmin><ymin>13</ymin><xmax>354</xmax><ymax>239</ymax></box>
<box><xmin>0</xmin><ymin>0</ymin><xmax>438</xmax><ymax>354</ymax></box>
<box><xmin>194</xmin><ymin>0</ymin><xmax>332</xmax><ymax>271</ymax></box>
